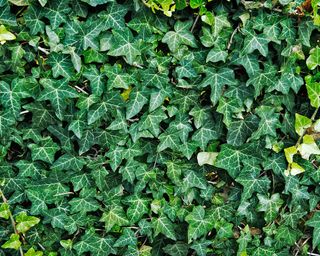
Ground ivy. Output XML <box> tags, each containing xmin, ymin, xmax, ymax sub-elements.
<box><xmin>1</xmin><ymin>0</ymin><xmax>320</xmax><ymax>255</ymax></box>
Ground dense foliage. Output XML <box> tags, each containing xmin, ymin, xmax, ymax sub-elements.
<box><xmin>1</xmin><ymin>0</ymin><xmax>320</xmax><ymax>255</ymax></box>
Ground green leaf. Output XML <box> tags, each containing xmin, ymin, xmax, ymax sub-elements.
<box><xmin>100</xmin><ymin>205</ymin><xmax>129</xmax><ymax>232</ymax></box>
<box><xmin>38</xmin><ymin>79</ymin><xmax>78</xmax><ymax>120</ymax></box>
<box><xmin>52</xmin><ymin>154</ymin><xmax>86</xmax><ymax>171</ymax></box>
<box><xmin>257</xmin><ymin>193</ymin><xmax>284</xmax><ymax>223</ymax></box>
<box><xmin>123</xmin><ymin>194</ymin><xmax>150</xmax><ymax>223</ymax></box>
<box><xmin>215</xmin><ymin>143</ymin><xmax>260</xmax><ymax>178</ymax></box>
<box><xmin>241</xmin><ymin>27</ymin><xmax>269</xmax><ymax>57</ymax></box>
<box><xmin>152</xmin><ymin>215</ymin><xmax>176</xmax><ymax>240</ymax></box>
<box><xmin>108</xmin><ymin>28</ymin><xmax>141</xmax><ymax>65</ymax></box>
<box><xmin>185</xmin><ymin>206</ymin><xmax>213</xmax><ymax>243</ymax></box>
<box><xmin>162</xmin><ymin>21</ymin><xmax>197</xmax><ymax>52</ymax></box>
<box><xmin>236</xmin><ymin>161</ymin><xmax>270</xmax><ymax>201</ymax></box>
<box><xmin>163</xmin><ymin>242</ymin><xmax>189</xmax><ymax>256</ymax></box>
<box><xmin>74</xmin><ymin>229</ymin><xmax>116</xmax><ymax>256</ymax></box>
<box><xmin>28</xmin><ymin>137</ymin><xmax>60</xmax><ymax>164</ymax></box>
<box><xmin>306</xmin><ymin>211</ymin><xmax>320</xmax><ymax>248</ymax></box>
<box><xmin>24</xmin><ymin>6</ymin><xmax>45</xmax><ymax>35</ymax></box>
<box><xmin>0</xmin><ymin>80</ymin><xmax>31</xmax><ymax>118</ymax></box>
<box><xmin>98</xmin><ymin>2</ymin><xmax>127</xmax><ymax>31</ymax></box>
<box><xmin>126</xmin><ymin>89</ymin><xmax>148</xmax><ymax>119</ymax></box>
<box><xmin>69</xmin><ymin>189</ymin><xmax>100</xmax><ymax>214</ymax></box>
<box><xmin>47</xmin><ymin>53</ymin><xmax>74</xmax><ymax>79</ymax></box>
<box><xmin>81</xmin><ymin>0</ymin><xmax>113</xmax><ymax>6</ymax></box>
<box><xmin>227</xmin><ymin>115</ymin><xmax>259</xmax><ymax>146</ymax></box>
<box><xmin>206</xmin><ymin>48</ymin><xmax>228</xmax><ymax>63</ymax></box>
<box><xmin>190</xmin><ymin>0</ymin><xmax>203</xmax><ymax>8</ymax></box>
<box><xmin>114</xmin><ymin>228</ymin><xmax>137</xmax><ymax>247</ymax></box>
<box><xmin>200</xmin><ymin>67</ymin><xmax>237</xmax><ymax>106</ymax></box>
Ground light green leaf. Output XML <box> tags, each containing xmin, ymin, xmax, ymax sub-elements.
<box><xmin>0</xmin><ymin>25</ymin><xmax>16</xmax><ymax>43</ymax></box>
<box><xmin>295</xmin><ymin>113</ymin><xmax>312</xmax><ymax>136</ymax></box>
<box><xmin>0</xmin><ymin>203</ymin><xmax>10</xmax><ymax>219</ymax></box>
<box><xmin>306</xmin><ymin>75</ymin><xmax>320</xmax><ymax>108</ymax></box>
<box><xmin>307</xmin><ymin>46</ymin><xmax>320</xmax><ymax>70</ymax></box>
<box><xmin>1</xmin><ymin>234</ymin><xmax>21</xmax><ymax>250</ymax></box>
<box><xmin>16</xmin><ymin>212</ymin><xmax>40</xmax><ymax>233</ymax></box>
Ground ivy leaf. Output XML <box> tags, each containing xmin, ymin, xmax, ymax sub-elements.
<box><xmin>38</xmin><ymin>79</ymin><xmax>78</xmax><ymax>120</ymax></box>
<box><xmin>306</xmin><ymin>212</ymin><xmax>320</xmax><ymax>248</ymax></box>
<box><xmin>126</xmin><ymin>89</ymin><xmax>148</xmax><ymax>119</ymax></box>
<box><xmin>114</xmin><ymin>228</ymin><xmax>137</xmax><ymax>247</ymax></box>
<box><xmin>162</xmin><ymin>21</ymin><xmax>197</xmax><ymax>52</ymax></box>
<box><xmin>206</xmin><ymin>48</ymin><xmax>228</xmax><ymax>63</ymax></box>
<box><xmin>185</xmin><ymin>206</ymin><xmax>213</xmax><ymax>243</ymax></box>
<box><xmin>246</xmin><ymin>64</ymin><xmax>277</xmax><ymax>97</ymax></box>
<box><xmin>241</xmin><ymin>27</ymin><xmax>269</xmax><ymax>57</ymax></box>
<box><xmin>81</xmin><ymin>0</ymin><xmax>113</xmax><ymax>7</ymax></box>
<box><xmin>16</xmin><ymin>212</ymin><xmax>40</xmax><ymax>233</ymax></box>
<box><xmin>1</xmin><ymin>234</ymin><xmax>21</xmax><ymax>250</ymax></box>
<box><xmin>295</xmin><ymin>113</ymin><xmax>312</xmax><ymax>136</ymax></box>
<box><xmin>200</xmin><ymin>67</ymin><xmax>237</xmax><ymax>106</ymax></box>
<box><xmin>98</xmin><ymin>2</ymin><xmax>127</xmax><ymax>30</ymax></box>
<box><xmin>24</xmin><ymin>6</ymin><xmax>44</xmax><ymax>35</ymax></box>
<box><xmin>45</xmin><ymin>1</ymin><xmax>70</xmax><ymax>29</ymax></box>
<box><xmin>152</xmin><ymin>215</ymin><xmax>176</xmax><ymax>240</ymax></box>
<box><xmin>163</xmin><ymin>242</ymin><xmax>189</xmax><ymax>256</ymax></box>
<box><xmin>215</xmin><ymin>143</ymin><xmax>260</xmax><ymax>178</ymax></box>
<box><xmin>69</xmin><ymin>189</ymin><xmax>100</xmax><ymax>214</ymax></box>
<box><xmin>307</xmin><ymin>46</ymin><xmax>320</xmax><ymax>70</ymax></box>
<box><xmin>0</xmin><ymin>203</ymin><xmax>10</xmax><ymax>219</ymax></box>
<box><xmin>52</xmin><ymin>154</ymin><xmax>86</xmax><ymax>171</ymax></box>
<box><xmin>100</xmin><ymin>205</ymin><xmax>129</xmax><ymax>232</ymax></box>
<box><xmin>306</xmin><ymin>75</ymin><xmax>320</xmax><ymax>108</ymax></box>
<box><xmin>123</xmin><ymin>194</ymin><xmax>150</xmax><ymax>223</ymax></box>
<box><xmin>0</xmin><ymin>80</ymin><xmax>30</xmax><ymax>118</ymax></box>
<box><xmin>257</xmin><ymin>193</ymin><xmax>284</xmax><ymax>223</ymax></box>
<box><xmin>74</xmin><ymin>229</ymin><xmax>116</xmax><ymax>256</ymax></box>
<box><xmin>108</xmin><ymin>28</ymin><xmax>141</xmax><ymax>65</ymax></box>
<box><xmin>227</xmin><ymin>115</ymin><xmax>259</xmax><ymax>146</ymax></box>
<box><xmin>236</xmin><ymin>161</ymin><xmax>271</xmax><ymax>201</ymax></box>
<box><xmin>28</xmin><ymin>137</ymin><xmax>60</xmax><ymax>164</ymax></box>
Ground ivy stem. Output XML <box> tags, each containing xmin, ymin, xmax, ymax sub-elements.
<box><xmin>311</xmin><ymin>107</ymin><xmax>319</xmax><ymax>121</ymax></box>
<box><xmin>191</xmin><ymin>15</ymin><xmax>200</xmax><ymax>33</ymax></box>
<box><xmin>0</xmin><ymin>188</ymin><xmax>24</xmax><ymax>256</ymax></box>
<box><xmin>227</xmin><ymin>25</ymin><xmax>240</xmax><ymax>50</ymax></box>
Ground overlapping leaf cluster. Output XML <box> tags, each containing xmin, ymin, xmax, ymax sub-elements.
<box><xmin>1</xmin><ymin>0</ymin><xmax>320</xmax><ymax>255</ymax></box>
